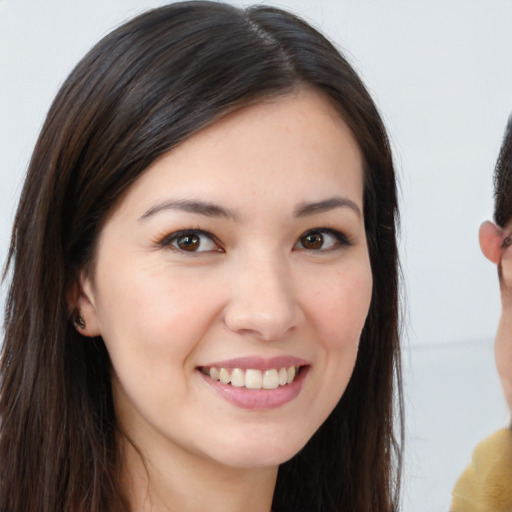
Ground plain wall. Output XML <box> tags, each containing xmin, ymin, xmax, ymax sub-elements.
<box><xmin>1</xmin><ymin>1</ymin><xmax>511</xmax><ymax>510</ymax></box>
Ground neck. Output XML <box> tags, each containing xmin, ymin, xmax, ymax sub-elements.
<box><xmin>118</xmin><ymin>434</ymin><xmax>278</xmax><ymax>512</ymax></box>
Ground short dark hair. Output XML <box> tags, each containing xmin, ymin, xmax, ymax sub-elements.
<box><xmin>1</xmin><ymin>2</ymin><xmax>402</xmax><ymax>511</ymax></box>
<box><xmin>494</xmin><ymin>114</ymin><xmax>512</xmax><ymax>227</ymax></box>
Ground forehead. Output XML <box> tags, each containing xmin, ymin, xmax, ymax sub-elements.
<box><xmin>112</xmin><ymin>88</ymin><xmax>364</xmax><ymax>220</ymax></box>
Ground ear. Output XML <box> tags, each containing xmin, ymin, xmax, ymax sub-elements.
<box><xmin>479</xmin><ymin>220</ymin><xmax>504</xmax><ymax>264</ymax></box>
<box><xmin>68</xmin><ymin>271</ymin><xmax>102</xmax><ymax>337</ymax></box>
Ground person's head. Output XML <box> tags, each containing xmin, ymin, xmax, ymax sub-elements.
<box><xmin>479</xmin><ymin>115</ymin><xmax>512</xmax><ymax>409</ymax></box>
<box><xmin>479</xmin><ymin>115</ymin><xmax>512</xmax><ymax>257</ymax></box>
<box><xmin>1</xmin><ymin>2</ymin><xmax>402</xmax><ymax>511</ymax></box>
<box><xmin>479</xmin><ymin>115</ymin><xmax>512</xmax><ymax>253</ymax></box>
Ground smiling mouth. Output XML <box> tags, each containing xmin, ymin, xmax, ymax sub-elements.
<box><xmin>199</xmin><ymin>366</ymin><xmax>303</xmax><ymax>390</ymax></box>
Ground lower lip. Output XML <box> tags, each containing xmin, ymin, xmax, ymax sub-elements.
<box><xmin>199</xmin><ymin>367</ymin><xmax>308</xmax><ymax>410</ymax></box>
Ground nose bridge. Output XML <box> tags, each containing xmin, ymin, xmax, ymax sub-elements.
<box><xmin>224</xmin><ymin>248</ymin><xmax>299</xmax><ymax>341</ymax></box>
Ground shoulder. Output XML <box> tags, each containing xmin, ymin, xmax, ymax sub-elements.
<box><xmin>450</xmin><ymin>429</ymin><xmax>512</xmax><ymax>512</ymax></box>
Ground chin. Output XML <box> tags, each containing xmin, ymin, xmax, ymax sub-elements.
<box><xmin>208</xmin><ymin>430</ymin><xmax>310</xmax><ymax>469</ymax></box>
<box><xmin>219</xmin><ymin>450</ymin><xmax>297</xmax><ymax>469</ymax></box>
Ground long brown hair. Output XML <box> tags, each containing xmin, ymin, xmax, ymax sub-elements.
<box><xmin>1</xmin><ymin>2</ymin><xmax>403</xmax><ymax>511</ymax></box>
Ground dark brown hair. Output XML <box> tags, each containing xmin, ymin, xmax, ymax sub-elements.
<box><xmin>1</xmin><ymin>2</ymin><xmax>403</xmax><ymax>511</ymax></box>
<box><xmin>494</xmin><ymin>114</ymin><xmax>512</xmax><ymax>227</ymax></box>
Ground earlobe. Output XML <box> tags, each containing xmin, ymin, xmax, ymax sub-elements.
<box><xmin>70</xmin><ymin>272</ymin><xmax>101</xmax><ymax>337</ymax></box>
<box><xmin>479</xmin><ymin>220</ymin><xmax>504</xmax><ymax>264</ymax></box>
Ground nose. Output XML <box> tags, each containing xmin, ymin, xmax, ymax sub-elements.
<box><xmin>223</xmin><ymin>255</ymin><xmax>301</xmax><ymax>341</ymax></box>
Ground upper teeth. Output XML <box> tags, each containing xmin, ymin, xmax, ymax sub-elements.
<box><xmin>203</xmin><ymin>366</ymin><xmax>298</xmax><ymax>390</ymax></box>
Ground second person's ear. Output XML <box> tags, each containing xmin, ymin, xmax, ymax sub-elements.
<box><xmin>479</xmin><ymin>220</ymin><xmax>504</xmax><ymax>265</ymax></box>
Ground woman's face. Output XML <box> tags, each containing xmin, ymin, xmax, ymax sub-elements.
<box><xmin>78</xmin><ymin>89</ymin><xmax>372</xmax><ymax>470</ymax></box>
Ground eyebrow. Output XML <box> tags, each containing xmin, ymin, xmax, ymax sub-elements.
<box><xmin>294</xmin><ymin>197</ymin><xmax>361</xmax><ymax>218</ymax></box>
<box><xmin>139</xmin><ymin>199</ymin><xmax>239</xmax><ymax>221</ymax></box>
<box><xmin>139</xmin><ymin>195</ymin><xmax>361</xmax><ymax>222</ymax></box>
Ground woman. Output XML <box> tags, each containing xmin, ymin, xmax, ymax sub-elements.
<box><xmin>451</xmin><ymin>115</ymin><xmax>512</xmax><ymax>512</ymax></box>
<box><xmin>0</xmin><ymin>2</ymin><xmax>403</xmax><ymax>511</ymax></box>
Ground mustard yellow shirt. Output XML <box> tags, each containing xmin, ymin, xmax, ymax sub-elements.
<box><xmin>450</xmin><ymin>429</ymin><xmax>512</xmax><ymax>512</ymax></box>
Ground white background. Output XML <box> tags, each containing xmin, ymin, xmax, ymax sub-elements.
<box><xmin>1</xmin><ymin>1</ymin><xmax>511</xmax><ymax>510</ymax></box>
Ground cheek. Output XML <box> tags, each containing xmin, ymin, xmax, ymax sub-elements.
<box><xmin>495</xmin><ymin>337</ymin><xmax>512</xmax><ymax>408</ymax></box>
<box><xmin>94</xmin><ymin>262</ymin><xmax>223</xmax><ymax>375</ymax></box>
<box><xmin>294</xmin><ymin>259</ymin><xmax>372</xmax><ymax>435</ymax></box>
<box><xmin>94</xmin><ymin>267</ymin><xmax>225</xmax><ymax>427</ymax></box>
<box><xmin>309</xmin><ymin>260</ymin><xmax>373</xmax><ymax>348</ymax></box>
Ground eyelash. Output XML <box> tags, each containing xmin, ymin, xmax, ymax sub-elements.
<box><xmin>157</xmin><ymin>227</ymin><xmax>352</xmax><ymax>254</ymax></box>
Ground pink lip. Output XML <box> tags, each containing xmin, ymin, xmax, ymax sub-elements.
<box><xmin>198</xmin><ymin>365</ymin><xmax>309</xmax><ymax>410</ymax></box>
<box><xmin>199</xmin><ymin>356</ymin><xmax>309</xmax><ymax>371</ymax></box>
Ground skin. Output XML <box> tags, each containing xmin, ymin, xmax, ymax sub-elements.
<box><xmin>479</xmin><ymin>220</ymin><xmax>512</xmax><ymax>409</ymax></box>
<box><xmin>76</xmin><ymin>88</ymin><xmax>373</xmax><ymax>512</ymax></box>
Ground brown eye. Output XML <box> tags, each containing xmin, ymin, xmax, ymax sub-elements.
<box><xmin>295</xmin><ymin>229</ymin><xmax>349</xmax><ymax>251</ymax></box>
<box><xmin>163</xmin><ymin>230</ymin><xmax>220</xmax><ymax>253</ymax></box>
<box><xmin>301</xmin><ymin>232</ymin><xmax>324</xmax><ymax>250</ymax></box>
<box><xmin>176</xmin><ymin>233</ymin><xmax>200</xmax><ymax>251</ymax></box>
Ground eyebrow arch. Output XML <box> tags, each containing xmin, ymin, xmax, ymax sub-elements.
<box><xmin>139</xmin><ymin>199</ymin><xmax>239</xmax><ymax>221</ymax></box>
<box><xmin>294</xmin><ymin>196</ymin><xmax>362</xmax><ymax>218</ymax></box>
